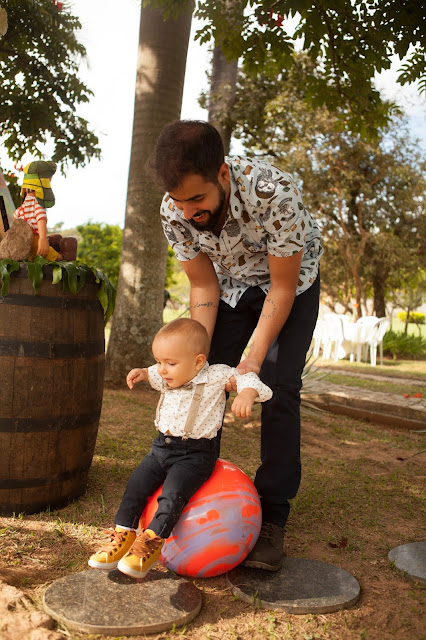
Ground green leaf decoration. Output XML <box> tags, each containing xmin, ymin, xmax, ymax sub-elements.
<box><xmin>75</xmin><ymin>264</ymin><xmax>87</xmax><ymax>293</ymax></box>
<box><xmin>97</xmin><ymin>278</ymin><xmax>108</xmax><ymax>315</ymax></box>
<box><xmin>83</xmin><ymin>263</ymin><xmax>116</xmax><ymax>323</ymax></box>
<box><xmin>51</xmin><ymin>264</ymin><xmax>63</xmax><ymax>285</ymax></box>
<box><xmin>0</xmin><ymin>258</ymin><xmax>116</xmax><ymax>324</ymax></box>
<box><xmin>61</xmin><ymin>261</ymin><xmax>78</xmax><ymax>294</ymax></box>
<box><xmin>0</xmin><ymin>259</ymin><xmax>20</xmax><ymax>297</ymax></box>
<box><xmin>27</xmin><ymin>256</ymin><xmax>49</xmax><ymax>294</ymax></box>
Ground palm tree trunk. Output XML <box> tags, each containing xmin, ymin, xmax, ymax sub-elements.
<box><xmin>105</xmin><ymin>3</ymin><xmax>193</xmax><ymax>385</ymax></box>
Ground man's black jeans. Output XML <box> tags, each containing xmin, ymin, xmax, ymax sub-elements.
<box><xmin>209</xmin><ymin>276</ymin><xmax>320</xmax><ymax>527</ymax></box>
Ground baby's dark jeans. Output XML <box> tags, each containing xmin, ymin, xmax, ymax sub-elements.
<box><xmin>114</xmin><ymin>432</ymin><xmax>218</xmax><ymax>538</ymax></box>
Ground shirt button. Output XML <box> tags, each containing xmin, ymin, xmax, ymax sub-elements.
<box><xmin>165</xmin><ymin>437</ymin><xmax>172</xmax><ymax>444</ymax></box>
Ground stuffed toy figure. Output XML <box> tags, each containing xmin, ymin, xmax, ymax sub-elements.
<box><xmin>0</xmin><ymin>160</ymin><xmax>77</xmax><ymax>261</ymax></box>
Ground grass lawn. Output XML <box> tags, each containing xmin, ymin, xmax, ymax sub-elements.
<box><xmin>391</xmin><ymin>317</ymin><xmax>426</xmax><ymax>339</ymax></box>
<box><xmin>315</xmin><ymin>358</ymin><xmax>426</xmax><ymax>380</ymax></box>
<box><xmin>0</xmin><ymin>383</ymin><xmax>424</xmax><ymax>640</ymax></box>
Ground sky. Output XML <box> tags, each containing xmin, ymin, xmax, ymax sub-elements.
<box><xmin>7</xmin><ymin>0</ymin><xmax>426</xmax><ymax>231</ymax></box>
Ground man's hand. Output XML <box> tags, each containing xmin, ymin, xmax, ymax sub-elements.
<box><xmin>225</xmin><ymin>357</ymin><xmax>262</xmax><ymax>393</ymax></box>
<box><xmin>231</xmin><ymin>388</ymin><xmax>258</xmax><ymax>418</ymax></box>
<box><xmin>126</xmin><ymin>368</ymin><xmax>148</xmax><ymax>389</ymax></box>
<box><xmin>236</xmin><ymin>357</ymin><xmax>261</xmax><ymax>376</ymax></box>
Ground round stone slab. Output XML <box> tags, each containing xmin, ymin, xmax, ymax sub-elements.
<box><xmin>227</xmin><ymin>558</ymin><xmax>360</xmax><ymax>614</ymax></box>
<box><xmin>388</xmin><ymin>542</ymin><xmax>426</xmax><ymax>585</ymax></box>
<box><xmin>43</xmin><ymin>569</ymin><xmax>201</xmax><ymax>636</ymax></box>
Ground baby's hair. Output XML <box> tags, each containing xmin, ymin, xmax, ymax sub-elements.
<box><xmin>155</xmin><ymin>318</ymin><xmax>210</xmax><ymax>356</ymax></box>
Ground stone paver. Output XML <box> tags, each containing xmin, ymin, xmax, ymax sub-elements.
<box><xmin>227</xmin><ymin>559</ymin><xmax>360</xmax><ymax>614</ymax></box>
<box><xmin>389</xmin><ymin>542</ymin><xmax>426</xmax><ymax>585</ymax></box>
<box><xmin>303</xmin><ymin>370</ymin><xmax>425</xmax><ymax>430</ymax></box>
<box><xmin>43</xmin><ymin>569</ymin><xmax>201</xmax><ymax>636</ymax></box>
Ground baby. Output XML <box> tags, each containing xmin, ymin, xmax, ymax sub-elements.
<box><xmin>89</xmin><ymin>317</ymin><xmax>272</xmax><ymax>579</ymax></box>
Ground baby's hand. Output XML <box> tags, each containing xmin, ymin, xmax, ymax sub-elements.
<box><xmin>126</xmin><ymin>368</ymin><xmax>147</xmax><ymax>389</ymax></box>
<box><xmin>231</xmin><ymin>388</ymin><xmax>258</xmax><ymax>418</ymax></box>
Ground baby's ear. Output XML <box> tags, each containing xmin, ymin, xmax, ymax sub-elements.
<box><xmin>195</xmin><ymin>353</ymin><xmax>207</xmax><ymax>369</ymax></box>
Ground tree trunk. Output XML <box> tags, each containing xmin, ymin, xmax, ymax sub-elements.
<box><xmin>208</xmin><ymin>45</ymin><xmax>238</xmax><ymax>154</ymax></box>
<box><xmin>105</xmin><ymin>4</ymin><xmax>193</xmax><ymax>385</ymax></box>
<box><xmin>372</xmin><ymin>270</ymin><xmax>387</xmax><ymax>318</ymax></box>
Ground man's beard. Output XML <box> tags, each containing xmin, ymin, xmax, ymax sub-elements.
<box><xmin>189</xmin><ymin>183</ymin><xmax>226</xmax><ymax>233</ymax></box>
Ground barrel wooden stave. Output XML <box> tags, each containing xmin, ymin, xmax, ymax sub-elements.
<box><xmin>0</xmin><ymin>265</ymin><xmax>105</xmax><ymax>515</ymax></box>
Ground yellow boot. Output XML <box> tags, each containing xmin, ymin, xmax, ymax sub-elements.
<box><xmin>88</xmin><ymin>526</ymin><xmax>136</xmax><ymax>570</ymax></box>
<box><xmin>117</xmin><ymin>529</ymin><xmax>165</xmax><ymax>579</ymax></box>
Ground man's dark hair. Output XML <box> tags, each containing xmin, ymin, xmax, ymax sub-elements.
<box><xmin>151</xmin><ymin>120</ymin><xmax>225</xmax><ymax>192</ymax></box>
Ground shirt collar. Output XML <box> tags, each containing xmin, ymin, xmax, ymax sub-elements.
<box><xmin>162</xmin><ymin>363</ymin><xmax>210</xmax><ymax>391</ymax></box>
<box><xmin>227</xmin><ymin>168</ymin><xmax>244</xmax><ymax>220</ymax></box>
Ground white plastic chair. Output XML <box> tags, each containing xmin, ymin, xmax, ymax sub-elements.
<box><xmin>356</xmin><ymin>316</ymin><xmax>380</xmax><ymax>328</ymax></box>
<box><xmin>312</xmin><ymin>319</ymin><xmax>328</xmax><ymax>358</ymax></box>
<box><xmin>347</xmin><ymin>316</ymin><xmax>388</xmax><ymax>364</ymax></box>
<box><xmin>364</xmin><ymin>317</ymin><xmax>390</xmax><ymax>366</ymax></box>
<box><xmin>322</xmin><ymin>314</ymin><xmax>347</xmax><ymax>361</ymax></box>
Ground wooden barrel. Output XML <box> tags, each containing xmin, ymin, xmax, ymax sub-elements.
<box><xmin>0</xmin><ymin>265</ymin><xmax>105</xmax><ymax>515</ymax></box>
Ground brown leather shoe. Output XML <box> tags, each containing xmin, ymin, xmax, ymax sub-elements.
<box><xmin>243</xmin><ymin>523</ymin><xmax>285</xmax><ymax>571</ymax></box>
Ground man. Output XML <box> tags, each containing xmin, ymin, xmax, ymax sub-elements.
<box><xmin>152</xmin><ymin>120</ymin><xmax>322</xmax><ymax>571</ymax></box>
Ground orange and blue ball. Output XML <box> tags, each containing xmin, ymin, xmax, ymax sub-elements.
<box><xmin>140</xmin><ymin>459</ymin><xmax>262</xmax><ymax>577</ymax></box>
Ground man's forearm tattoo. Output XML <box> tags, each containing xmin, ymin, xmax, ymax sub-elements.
<box><xmin>261</xmin><ymin>296</ymin><xmax>277</xmax><ymax>319</ymax></box>
<box><xmin>192</xmin><ymin>301</ymin><xmax>218</xmax><ymax>309</ymax></box>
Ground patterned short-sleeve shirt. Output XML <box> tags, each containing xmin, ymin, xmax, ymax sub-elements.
<box><xmin>160</xmin><ymin>156</ymin><xmax>323</xmax><ymax>307</ymax></box>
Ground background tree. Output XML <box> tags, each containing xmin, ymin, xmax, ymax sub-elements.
<box><xmin>230</xmin><ymin>56</ymin><xmax>426</xmax><ymax>318</ymax></box>
<box><xmin>76</xmin><ymin>222</ymin><xmax>123</xmax><ymax>289</ymax></box>
<box><xmin>391</xmin><ymin>275</ymin><xmax>426</xmax><ymax>334</ymax></box>
<box><xmin>204</xmin><ymin>1</ymin><xmax>240</xmax><ymax>154</ymax></box>
<box><xmin>196</xmin><ymin>0</ymin><xmax>425</xmax><ymax>136</ymax></box>
<box><xmin>105</xmin><ymin>2</ymin><xmax>193</xmax><ymax>384</ymax></box>
<box><xmin>207</xmin><ymin>46</ymin><xmax>238</xmax><ymax>154</ymax></box>
<box><xmin>107</xmin><ymin>0</ymin><xmax>425</xmax><ymax>382</ymax></box>
<box><xmin>0</xmin><ymin>0</ymin><xmax>100</xmax><ymax>172</ymax></box>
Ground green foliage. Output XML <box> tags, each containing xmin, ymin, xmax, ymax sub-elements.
<box><xmin>0</xmin><ymin>0</ymin><xmax>100</xmax><ymax>169</ymax></box>
<box><xmin>165</xmin><ymin>245</ymin><xmax>178</xmax><ymax>289</ymax></box>
<box><xmin>0</xmin><ymin>256</ymin><xmax>116</xmax><ymax>323</ymax></box>
<box><xmin>76</xmin><ymin>222</ymin><xmax>122</xmax><ymax>288</ymax></box>
<box><xmin>194</xmin><ymin>0</ymin><xmax>425</xmax><ymax>135</ymax></box>
<box><xmin>391</xmin><ymin>280</ymin><xmax>426</xmax><ymax>334</ymax></box>
<box><xmin>230</xmin><ymin>55</ymin><xmax>426</xmax><ymax>315</ymax></box>
<box><xmin>383</xmin><ymin>330</ymin><xmax>426</xmax><ymax>360</ymax></box>
<box><xmin>0</xmin><ymin>258</ymin><xmax>20</xmax><ymax>296</ymax></box>
<box><xmin>397</xmin><ymin>312</ymin><xmax>425</xmax><ymax>325</ymax></box>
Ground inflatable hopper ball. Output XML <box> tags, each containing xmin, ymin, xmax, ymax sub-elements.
<box><xmin>140</xmin><ymin>459</ymin><xmax>261</xmax><ymax>578</ymax></box>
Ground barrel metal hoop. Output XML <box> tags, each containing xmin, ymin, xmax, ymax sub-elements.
<box><xmin>0</xmin><ymin>461</ymin><xmax>92</xmax><ymax>489</ymax></box>
<box><xmin>0</xmin><ymin>339</ymin><xmax>105</xmax><ymax>358</ymax></box>
<box><xmin>0</xmin><ymin>293</ymin><xmax>102</xmax><ymax>312</ymax></box>
<box><xmin>0</xmin><ymin>409</ymin><xmax>101</xmax><ymax>433</ymax></box>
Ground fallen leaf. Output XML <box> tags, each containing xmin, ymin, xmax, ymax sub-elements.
<box><xmin>328</xmin><ymin>537</ymin><xmax>348</xmax><ymax>549</ymax></box>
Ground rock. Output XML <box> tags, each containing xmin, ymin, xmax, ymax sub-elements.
<box><xmin>0</xmin><ymin>579</ymin><xmax>66</xmax><ymax>640</ymax></box>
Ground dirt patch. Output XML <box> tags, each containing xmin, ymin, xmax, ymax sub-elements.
<box><xmin>0</xmin><ymin>579</ymin><xmax>65</xmax><ymax>640</ymax></box>
<box><xmin>0</xmin><ymin>386</ymin><xmax>424</xmax><ymax>639</ymax></box>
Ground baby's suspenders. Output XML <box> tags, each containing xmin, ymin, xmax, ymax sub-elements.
<box><xmin>155</xmin><ymin>383</ymin><xmax>206</xmax><ymax>440</ymax></box>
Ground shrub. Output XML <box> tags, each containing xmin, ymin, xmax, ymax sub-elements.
<box><xmin>397</xmin><ymin>311</ymin><xmax>425</xmax><ymax>325</ymax></box>
<box><xmin>383</xmin><ymin>330</ymin><xmax>426</xmax><ymax>360</ymax></box>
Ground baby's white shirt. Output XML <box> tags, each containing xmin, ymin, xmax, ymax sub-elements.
<box><xmin>147</xmin><ymin>363</ymin><xmax>272</xmax><ymax>440</ymax></box>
